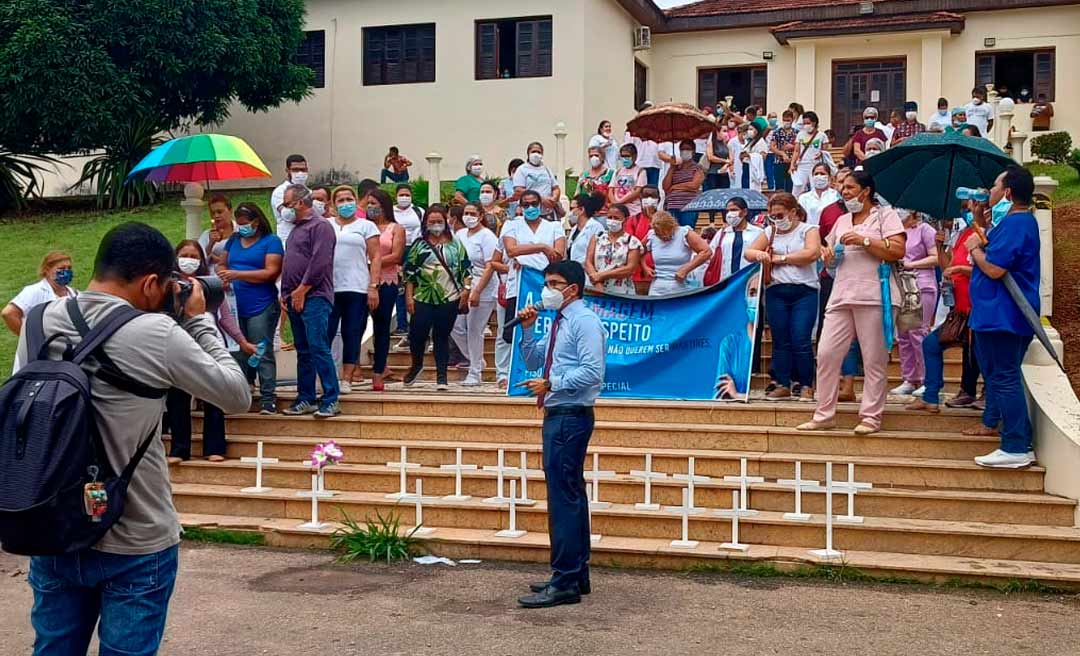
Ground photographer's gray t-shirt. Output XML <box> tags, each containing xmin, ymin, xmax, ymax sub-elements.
<box><xmin>15</xmin><ymin>291</ymin><xmax>252</xmax><ymax>555</ymax></box>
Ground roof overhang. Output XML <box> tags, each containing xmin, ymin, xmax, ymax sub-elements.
<box><xmin>770</xmin><ymin>12</ymin><xmax>966</xmax><ymax>45</ymax></box>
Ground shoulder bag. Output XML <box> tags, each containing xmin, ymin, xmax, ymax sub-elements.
<box><xmin>880</xmin><ymin>217</ymin><xmax>923</xmax><ymax>332</ymax></box>
<box><xmin>428</xmin><ymin>240</ymin><xmax>469</xmax><ymax>315</ymax></box>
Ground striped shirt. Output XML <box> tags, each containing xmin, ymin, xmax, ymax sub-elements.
<box><xmin>664</xmin><ymin>162</ymin><xmax>701</xmax><ymax>211</ymax></box>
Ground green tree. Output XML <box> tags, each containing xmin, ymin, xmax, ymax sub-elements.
<box><xmin>0</xmin><ymin>0</ymin><xmax>313</xmax><ymax>207</ymax></box>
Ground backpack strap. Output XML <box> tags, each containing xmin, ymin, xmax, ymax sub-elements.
<box><xmin>66</xmin><ymin>299</ymin><xmax>167</xmax><ymax>399</ymax></box>
<box><xmin>24</xmin><ymin>303</ymin><xmax>47</xmax><ymax>362</ymax></box>
<box><xmin>119</xmin><ymin>427</ymin><xmax>160</xmax><ymax>483</ymax></box>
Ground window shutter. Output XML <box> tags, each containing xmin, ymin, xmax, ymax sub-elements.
<box><xmin>750</xmin><ymin>67</ymin><xmax>767</xmax><ymax>108</ymax></box>
<box><xmin>384</xmin><ymin>28</ymin><xmax>402</xmax><ymax>84</ymax></box>
<box><xmin>419</xmin><ymin>24</ymin><xmax>436</xmax><ymax>83</ymax></box>
<box><xmin>364</xmin><ymin>29</ymin><xmax>384</xmax><ymax>85</ymax></box>
<box><xmin>516</xmin><ymin>20</ymin><xmax>536</xmax><ymax>78</ymax></box>
<box><xmin>476</xmin><ymin>22</ymin><xmax>498</xmax><ymax>80</ymax></box>
<box><xmin>536</xmin><ymin>19</ymin><xmax>553</xmax><ymax>77</ymax></box>
<box><xmin>1034</xmin><ymin>50</ymin><xmax>1054</xmax><ymax>101</ymax></box>
<box><xmin>975</xmin><ymin>54</ymin><xmax>994</xmax><ymax>88</ymax></box>
<box><xmin>402</xmin><ymin>28</ymin><xmax>419</xmax><ymax>83</ymax></box>
<box><xmin>634</xmin><ymin>61</ymin><xmax>647</xmax><ymax>111</ymax></box>
<box><xmin>698</xmin><ymin>71</ymin><xmax>716</xmax><ymax>111</ymax></box>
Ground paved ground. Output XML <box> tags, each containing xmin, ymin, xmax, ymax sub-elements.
<box><xmin>2</xmin><ymin>544</ymin><xmax>1078</xmax><ymax>656</ymax></box>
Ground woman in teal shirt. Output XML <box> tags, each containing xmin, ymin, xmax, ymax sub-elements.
<box><xmin>454</xmin><ymin>155</ymin><xmax>486</xmax><ymax>205</ymax></box>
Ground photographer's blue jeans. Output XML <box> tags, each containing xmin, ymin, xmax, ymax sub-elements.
<box><xmin>29</xmin><ymin>545</ymin><xmax>179</xmax><ymax>656</ymax></box>
<box><xmin>288</xmin><ymin>296</ymin><xmax>339</xmax><ymax>406</ymax></box>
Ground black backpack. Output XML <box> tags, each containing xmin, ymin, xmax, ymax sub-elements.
<box><xmin>0</xmin><ymin>299</ymin><xmax>163</xmax><ymax>556</ymax></box>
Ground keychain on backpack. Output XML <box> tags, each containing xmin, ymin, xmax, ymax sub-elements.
<box><xmin>83</xmin><ymin>465</ymin><xmax>108</xmax><ymax>522</ymax></box>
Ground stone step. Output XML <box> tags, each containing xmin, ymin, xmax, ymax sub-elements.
<box><xmin>247</xmin><ymin>392</ymin><xmax>986</xmax><ymax>434</ymax></box>
<box><xmin>171</xmin><ymin>484</ymin><xmax>1080</xmax><ymax>565</ymax></box>
<box><xmin>170</xmin><ymin>459</ymin><xmax>1075</xmax><ymax>526</ymax></box>
<box><xmin>179</xmin><ymin>513</ymin><xmax>1080</xmax><ymax>588</ymax></box>
<box><xmin>177</xmin><ymin>432</ymin><xmax>1046</xmax><ymax>492</ymax></box>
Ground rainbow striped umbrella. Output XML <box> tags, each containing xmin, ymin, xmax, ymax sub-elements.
<box><xmin>128</xmin><ymin>133</ymin><xmax>271</xmax><ymax>183</ymax></box>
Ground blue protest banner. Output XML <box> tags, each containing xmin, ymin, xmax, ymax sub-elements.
<box><xmin>508</xmin><ymin>264</ymin><xmax>762</xmax><ymax>401</ymax></box>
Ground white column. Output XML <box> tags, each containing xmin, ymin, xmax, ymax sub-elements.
<box><xmin>425</xmin><ymin>153</ymin><xmax>443</xmax><ymax>206</ymax></box>
<box><xmin>181</xmin><ymin>183</ymin><xmax>205</xmax><ymax>240</ymax></box>
<box><xmin>920</xmin><ymin>35</ymin><xmax>943</xmax><ymax>123</ymax></box>
<box><xmin>553</xmin><ymin>122</ymin><xmax>568</xmax><ymax>198</ymax></box>
<box><xmin>794</xmin><ymin>43</ymin><xmax>816</xmax><ymax>114</ymax></box>
<box><xmin>1034</xmin><ymin>176</ymin><xmax>1059</xmax><ymax>318</ymax></box>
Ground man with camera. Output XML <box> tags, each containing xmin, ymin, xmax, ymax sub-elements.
<box><xmin>14</xmin><ymin>222</ymin><xmax>251</xmax><ymax>655</ymax></box>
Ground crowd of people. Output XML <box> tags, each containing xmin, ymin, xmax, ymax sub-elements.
<box><xmin>4</xmin><ymin>91</ymin><xmax>1043</xmax><ymax>471</ymax></box>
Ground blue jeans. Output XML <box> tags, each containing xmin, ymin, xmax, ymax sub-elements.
<box><xmin>394</xmin><ymin>284</ymin><xmax>409</xmax><ymax>331</ymax></box>
<box><xmin>29</xmin><ymin>545</ymin><xmax>179</xmax><ymax>656</ymax></box>
<box><xmin>372</xmin><ymin>283</ymin><xmax>399</xmax><ymax>374</ymax></box>
<box><xmin>842</xmin><ymin>341</ymin><xmax>863</xmax><ymax>377</ymax></box>
<box><xmin>380</xmin><ymin>169</ymin><xmax>409</xmax><ymax>184</ymax></box>
<box><xmin>542</xmin><ymin>408</ymin><xmax>595</xmax><ymax>593</ymax></box>
<box><xmin>328</xmin><ymin>291</ymin><xmax>369</xmax><ymax>365</ymax></box>
<box><xmin>765</xmin><ymin>283</ymin><xmax>818</xmax><ymax>387</ymax></box>
<box><xmin>764</xmin><ymin>154</ymin><xmax>776</xmax><ymax>189</ymax></box>
<box><xmin>287</xmin><ymin>296</ymin><xmax>339</xmax><ymax>406</ymax></box>
<box><xmin>925</xmin><ymin>331</ymin><xmax>981</xmax><ymax>405</ymax></box>
<box><xmin>974</xmin><ymin>330</ymin><xmax>1032</xmax><ymax>453</ymax></box>
<box><xmin>238</xmin><ymin>302</ymin><xmax>280</xmax><ymax>410</ymax></box>
<box><xmin>644</xmin><ymin>167</ymin><xmax>660</xmax><ymax>186</ymax></box>
<box><xmin>672</xmin><ymin>209</ymin><xmax>698</xmax><ymax>228</ymax></box>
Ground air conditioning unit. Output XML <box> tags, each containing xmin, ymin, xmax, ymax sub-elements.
<box><xmin>633</xmin><ymin>26</ymin><xmax>652</xmax><ymax>51</ymax></box>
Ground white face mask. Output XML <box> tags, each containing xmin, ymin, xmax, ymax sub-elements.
<box><xmin>290</xmin><ymin>171</ymin><xmax>309</xmax><ymax>185</ymax></box>
<box><xmin>397</xmin><ymin>196</ymin><xmax>412</xmax><ymax>209</ymax></box>
<box><xmin>972</xmin><ymin>97</ymin><xmax>983</xmax><ymax>105</ymax></box>
<box><xmin>589</xmin><ymin>155</ymin><xmax>602</xmax><ymax>168</ymax></box>
<box><xmin>541</xmin><ymin>285</ymin><xmax>566</xmax><ymax>310</ymax></box>
<box><xmin>905</xmin><ymin>111</ymin><xmax>917</xmax><ymax>121</ymax></box>
<box><xmin>177</xmin><ymin>257</ymin><xmax>201</xmax><ymax>275</ymax></box>
<box><xmin>724</xmin><ymin>211</ymin><xmax>742</xmax><ymax>227</ymax></box>
<box><xmin>812</xmin><ymin>174</ymin><xmax>830</xmax><ymax>190</ymax></box>
<box><xmin>606</xmin><ymin>218</ymin><xmax>624</xmax><ymax>233</ymax></box>
<box><xmin>470</xmin><ymin>165</ymin><xmax>484</xmax><ymax>176</ymax></box>
<box><xmin>844</xmin><ymin>196</ymin><xmax>865</xmax><ymax>214</ymax></box>
<box><xmin>427</xmin><ymin>223</ymin><xmax>446</xmax><ymax>236</ymax></box>
<box><xmin>866</xmin><ymin>150</ymin><xmax>881</xmax><ymax>158</ymax></box>
<box><xmin>479</xmin><ymin>191</ymin><xmax>495</xmax><ymax>205</ymax></box>
<box><xmin>642</xmin><ymin>197</ymin><xmax>659</xmax><ymax>208</ymax></box>
<box><xmin>774</xmin><ymin>218</ymin><xmax>793</xmax><ymax>232</ymax></box>
<box><xmin>680</xmin><ymin>150</ymin><xmax>695</xmax><ymax>162</ymax></box>
<box><xmin>782</xmin><ymin>121</ymin><xmax>792</xmax><ymax>129</ymax></box>
<box><xmin>463</xmin><ymin>215</ymin><xmax>480</xmax><ymax>229</ymax></box>
<box><xmin>528</xmin><ymin>152</ymin><xmax>543</xmax><ymax>166</ymax></box>
<box><xmin>312</xmin><ymin>200</ymin><xmax>326</xmax><ymax>216</ymax></box>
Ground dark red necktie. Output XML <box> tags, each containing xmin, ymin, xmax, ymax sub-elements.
<box><xmin>537</xmin><ymin>313</ymin><xmax>563</xmax><ymax>409</ymax></box>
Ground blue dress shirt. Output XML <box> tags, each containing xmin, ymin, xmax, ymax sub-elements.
<box><xmin>520</xmin><ymin>299</ymin><xmax>607</xmax><ymax>407</ymax></box>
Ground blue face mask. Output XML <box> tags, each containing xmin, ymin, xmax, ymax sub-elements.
<box><xmin>337</xmin><ymin>202</ymin><xmax>357</xmax><ymax>219</ymax></box>
<box><xmin>523</xmin><ymin>206</ymin><xmax>542</xmax><ymax>222</ymax></box>
<box><xmin>237</xmin><ymin>224</ymin><xmax>256</xmax><ymax>238</ymax></box>
<box><xmin>745</xmin><ymin>295</ymin><xmax>759</xmax><ymax>325</ymax></box>
<box><xmin>864</xmin><ymin>119</ymin><xmax>877</xmax><ymax>128</ymax></box>
<box><xmin>768</xmin><ymin>117</ymin><xmax>778</xmax><ymax>128</ymax></box>
<box><xmin>621</xmin><ymin>157</ymin><xmax>634</xmax><ymax>168</ymax></box>
<box><xmin>54</xmin><ymin>268</ymin><xmax>74</xmax><ymax>287</ymax></box>
<box><xmin>990</xmin><ymin>196</ymin><xmax>1013</xmax><ymax>227</ymax></box>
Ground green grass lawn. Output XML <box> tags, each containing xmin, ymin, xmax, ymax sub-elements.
<box><xmin>1027</xmin><ymin>162</ymin><xmax>1080</xmax><ymax>205</ymax></box>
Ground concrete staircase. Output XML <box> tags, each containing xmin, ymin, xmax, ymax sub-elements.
<box><xmin>172</xmin><ymin>387</ymin><xmax>1080</xmax><ymax>588</ymax></box>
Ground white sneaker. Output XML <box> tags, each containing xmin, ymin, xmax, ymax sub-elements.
<box><xmin>392</xmin><ymin>337</ymin><xmax>409</xmax><ymax>353</ymax></box>
<box><xmin>461</xmin><ymin>376</ymin><xmax>481</xmax><ymax>386</ymax></box>
<box><xmin>974</xmin><ymin>449</ymin><xmax>1035</xmax><ymax>469</ymax></box>
<box><xmin>890</xmin><ymin>381</ymin><xmax>917</xmax><ymax>395</ymax></box>
<box><xmin>912</xmin><ymin>385</ymin><xmax>925</xmax><ymax>398</ymax></box>
<box><xmin>339</xmin><ymin>380</ymin><xmax>351</xmax><ymax>394</ymax></box>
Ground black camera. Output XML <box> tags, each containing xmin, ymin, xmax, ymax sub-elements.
<box><xmin>163</xmin><ymin>276</ymin><xmax>225</xmax><ymax>321</ymax></box>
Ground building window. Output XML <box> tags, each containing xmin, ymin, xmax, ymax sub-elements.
<box><xmin>475</xmin><ymin>16</ymin><xmax>553</xmax><ymax>80</ymax></box>
<box><xmin>363</xmin><ymin>23</ymin><xmax>436</xmax><ymax>86</ymax></box>
<box><xmin>698</xmin><ymin>66</ymin><xmax>767</xmax><ymax>113</ymax></box>
<box><xmin>976</xmin><ymin>48</ymin><xmax>1054</xmax><ymax>101</ymax></box>
<box><xmin>296</xmin><ymin>30</ymin><xmax>326</xmax><ymax>88</ymax></box>
<box><xmin>634</xmin><ymin>61</ymin><xmax>648</xmax><ymax>111</ymax></box>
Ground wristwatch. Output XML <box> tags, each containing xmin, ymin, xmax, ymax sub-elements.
<box><xmin>780</xmin><ymin>254</ymin><xmax>788</xmax><ymax>263</ymax></box>
<box><xmin>862</xmin><ymin>237</ymin><xmax>872</xmax><ymax>248</ymax></box>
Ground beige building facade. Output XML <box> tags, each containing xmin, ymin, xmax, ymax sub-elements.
<box><xmin>212</xmin><ymin>0</ymin><xmax>1078</xmax><ymax>185</ymax></box>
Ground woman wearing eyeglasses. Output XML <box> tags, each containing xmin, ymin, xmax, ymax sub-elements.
<box><xmin>744</xmin><ymin>193</ymin><xmax>822</xmax><ymax>401</ymax></box>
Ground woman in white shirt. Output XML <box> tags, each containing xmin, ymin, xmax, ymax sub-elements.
<box><xmin>644</xmin><ymin>210</ymin><xmax>711</xmax><ymax>297</ymax></box>
<box><xmin>328</xmin><ymin>185</ymin><xmax>382</xmax><ymax>392</ymax></box>
<box><xmin>789</xmin><ymin>111</ymin><xmax>829</xmax><ymax>196</ymax></box>
<box><xmin>744</xmin><ymin>193</ymin><xmax>822</xmax><ymax>401</ymax></box>
<box><xmin>452</xmin><ymin>202</ymin><xmax>500</xmax><ymax>386</ymax></box>
<box><xmin>3</xmin><ymin>251</ymin><xmax>78</xmax><ymax>371</ymax></box>
<box><xmin>587</xmin><ymin>120</ymin><xmax>619</xmax><ymax>171</ymax></box>
<box><xmin>798</xmin><ymin>163</ymin><xmax>842</xmax><ymax>227</ymax></box>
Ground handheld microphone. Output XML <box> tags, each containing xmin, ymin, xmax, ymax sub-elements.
<box><xmin>503</xmin><ymin>302</ymin><xmax>546</xmax><ymax>332</ymax></box>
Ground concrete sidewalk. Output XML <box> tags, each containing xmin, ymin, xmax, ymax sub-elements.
<box><xmin>2</xmin><ymin>544</ymin><xmax>1077</xmax><ymax>656</ymax></box>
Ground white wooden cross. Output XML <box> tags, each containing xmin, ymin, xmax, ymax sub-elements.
<box><xmin>665</xmin><ymin>487</ymin><xmax>699</xmax><ymax>549</ymax></box>
<box><xmin>832</xmin><ymin>463</ymin><xmax>873</xmax><ymax>524</ymax></box>
<box><xmin>296</xmin><ymin>459</ymin><xmax>336</xmax><ymax>499</ymax></box>
<box><xmin>240</xmin><ymin>441</ymin><xmax>278</xmax><ymax>494</ymax></box>
<box><xmin>716</xmin><ymin>489</ymin><xmax>755</xmax><ymax>552</ymax></box>
<box><xmin>587</xmin><ymin>482</ymin><xmax>601</xmax><ymax>544</ymax></box>
<box><xmin>722</xmin><ymin>458</ymin><xmax>763</xmax><ymax>516</ymax></box>
<box><xmin>400</xmin><ymin>479</ymin><xmax>438</xmax><ymax>537</ymax></box>
<box><xmin>777</xmin><ymin>461</ymin><xmax>819</xmax><ymax>522</ymax></box>
<box><xmin>296</xmin><ymin>472</ymin><xmax>328</xmax><ymax>531</ymax></box>
<box><xmin>672</xmin><ymin>456</ymin><xmax>710</xmax><ymax>515</ymax></box>
<box><xmin>504</xmin><ymin>451</ymin><xmax>543</xmax><ymax>507</ymax></box>
<box><xmin>494</xmin><ymin>479</ymin><xmax>527</xmax><ymax>538</ymax></box>
<box><xmin>482</xmin><ymin>449</ymin><xmax>511</xmax><ymax>504</ymax></box>
<box><xmin>439</xmin><ymin>447</ymin><xmax>477</xmax><ymax>502</ymax></box>
<box><xmin>583</xmin><ymin>452</ymin><xmax>616</xmax><ymax>510</ymax></box>
<box><xmin>808</xmin><ymin>462</ymin><xmax>844</xmax><ymax>561</ymax></box>
<box><xmin>629</xmin><ymin>453</ymin><xmax>668</xmax><ymax>511</ymax></box>
<box><xmin>385</xmin><ymin>446</ymin><xmax>421</xmax><ymax>500</ymax></box>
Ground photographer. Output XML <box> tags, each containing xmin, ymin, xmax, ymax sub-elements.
<box><xmin>15</xmin><ymin>222</ymin><xmax>251</xmax><ymax>655</ymax></box>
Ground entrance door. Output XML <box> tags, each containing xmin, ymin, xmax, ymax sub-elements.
<box><xmin>698</xmin><ymin>66</ymin><xmax>767</xmax><ymax>112</ymax></box>
<box><xmin>831</xmin><ymin>58</ymin><xmax>906</xmax><ymax>137</ymax></box>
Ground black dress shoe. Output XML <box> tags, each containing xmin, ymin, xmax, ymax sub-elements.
<box><xmin>518</xmin><ymin>586</ymin><xmax>581</xmax><ymax>609</ymax></box>
<box><xmin>529</xmin><ymin>579</ymin><xmax>590</xmax><ymax>595</ymax></box>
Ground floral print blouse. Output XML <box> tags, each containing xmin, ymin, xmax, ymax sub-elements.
<box><xmin>593</xmin><ymin>231</ymin><xmax>643</xmax><ymax>294</ymax></box>
<box><xmin>404</xmin><ymin>238</ymin><xmax>472</xmax><ymax>304</ymax></box>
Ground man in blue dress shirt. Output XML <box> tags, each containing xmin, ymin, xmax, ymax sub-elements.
<box><xmin>514</xmin><ymin>260</ymin><xmax>606</xmax><ymax>608</ymax></box>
